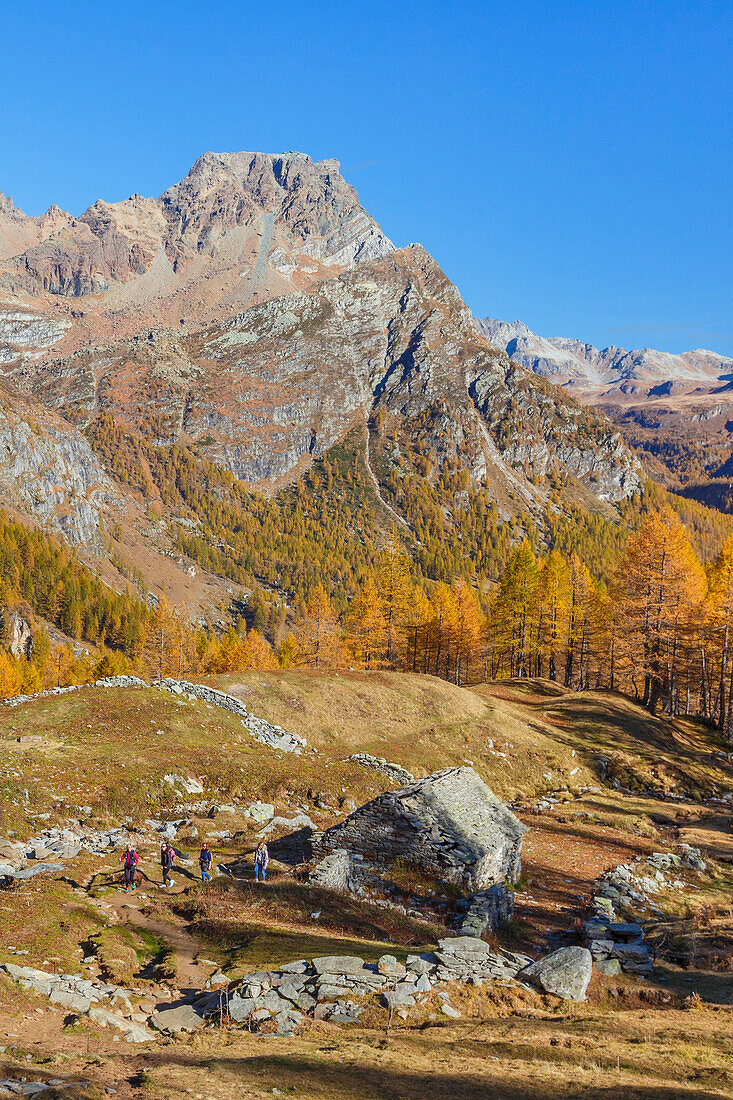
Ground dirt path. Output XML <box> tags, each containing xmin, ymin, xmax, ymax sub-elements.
<box><xmin>84</xmin><ymin>865</ymin><xmax>215</xmax><ymax>993</ymax></box>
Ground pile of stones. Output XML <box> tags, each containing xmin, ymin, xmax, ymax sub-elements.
<box><xmin>192</xmin><ymin>938</ymin><xmax>539</xmax><ymax>1037</ymax></box>
<box><xmin>348</xmin><ymin>753</ymin><xmax>415</xmax><ymax>784</ymax></box>
<box><xmin>583</xmin><ymin>845</ymin><xmax>707</xmax><ymax>975</ymax></box>
<box><xmin>165</xmin><ymin>938</ymin><xmax>592</xmax><ymax>1037</ymax></box>
<box><xmin>519</xmin><ymin>784</ymin><xmax>603</xmax><ymax>815</ymax></box>
<box><xmin>0</xmin><ymin>816</ymin><xmax>196</xmax><ymax>883</ymax></box>
<box><xmin>0</xmin><ymin>962</ymin><xmax>152</xmax><ymax>1043</ymax></box>
<box><xmin>455</xmin><ymin>884</ymin><xmax>515</xmax><ymax>937</ymax></box>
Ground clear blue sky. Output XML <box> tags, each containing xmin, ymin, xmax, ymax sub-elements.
<box><xmin>3</xmin><ymin>0</ymin><xmax>731</xmax><ymax>355</ymax></box>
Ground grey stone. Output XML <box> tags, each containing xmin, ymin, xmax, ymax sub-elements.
<box><xmin>246</xmin><ymin>802</ymin><xmax>275</xmax><ymax>824</ymax></box>
<box><xmin>88</xmin><ymin>1008</ymin><xmax>152</xmax><ymax>1043</ymax></box>
<box><xmin>406</xmin><ymin>955</ymin><xmax>436</xmax><ymax>975</ymax></box>
<box><xmin>377</xmin><ymin>955</ymin><xmax>406</xmax><ymax>979</ymax></box>
<box><xmin>149</xmin><ymin>1004</ymin><xmax>206</xmax><ymax>1033</ymax></box>
<box><xmin>316</xmin><ymin>983</ymin><xmax>354</xmax><ymax>1001</ymax></box>
<box><xmin>228</xmin><ymin>996</ymin><xmax>257</xmax><ymax>1022</ymax></box>
<box><xmin>605</xmin><ymin>922</ymin><xmax>644</xmax><ymax>942</ymax></box>
<box><xmin>440</xmin><ymin>1003</ymin><xmax>461</xmax><ymax>1018</ymax></box>
<box><xmin>595</xmin><ymin>959</ymin><xmax>623</xmax><ymax>976</ymax></box>
<box><xmin>383</xmin><ymin>988</ymin><xmax>415</xmax><ymax>1009</ymax></box>
<box><xmin>258</xmin><ymin>990</ymin><xmax>292</xmax><ymax>1013</ymax></box>
<box><xmin>678</xmin><ymin>844</ymin><xmax>706</xmax><ymax>872</ymax></box>
<box><xmin>11</xmin><ymin>863</ymin><xmax>65</xmax><ymax>880</ymax></box>
<box><xmin>522</xmin><ymin>947</ymin><xmax>593</xmax><ymax>1002</ymax></box>
<box><xmin>280</xmin><ymin>960</ymin><xmax>308</xmax><ymax>974</ymax></box>
<box><xmin>312</xmin><ymin>955</ymin><xmax>365</xmax><ymax>975</ymax></box>
<box><xmin>49</xmin><ymin>989</ymin><xmax>92</xmax><ymax>1013</ymax></box>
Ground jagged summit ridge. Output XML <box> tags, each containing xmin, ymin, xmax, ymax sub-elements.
<box><xmin>0</xmin><ymin>151</ymin><xmax>393</xmax><ymax>304</ymax></box>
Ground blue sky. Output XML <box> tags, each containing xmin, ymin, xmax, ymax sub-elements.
<box><xmin>2</xmin><ymin>0</ymin><xmax>731</xmax><ymax>355</ymax></box>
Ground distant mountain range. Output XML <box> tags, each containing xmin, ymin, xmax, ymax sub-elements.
<box><xmin>477</xmin><ymin>316</ymin><xmax>733</xmax><ymax>504</ymax></box>
<box><xmin>477</xmin><ymin>317</ymin><xmax>733</xmax><ymax>401</ymax></box>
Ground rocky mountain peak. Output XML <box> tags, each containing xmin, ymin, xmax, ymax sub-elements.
<box><xmin>0</xmin><ymin>151</ymin><xmax>394</xmax><ymax>330</ymax></box>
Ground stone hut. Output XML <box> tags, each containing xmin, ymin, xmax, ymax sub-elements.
<box><xmin>312</xmin><ymin>766</ymin><xmax>527</xmax><ymax>892</ymax></box>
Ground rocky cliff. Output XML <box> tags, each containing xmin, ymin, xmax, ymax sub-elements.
<box><xmin>5</xmin><ymin>245</ymin><xmax>641</xmax><ymax>512</ymax></box>
<box><xmin>0</xmin><ymin>384</ymin><xmax>122</xmax><ymax>545</ymax></box>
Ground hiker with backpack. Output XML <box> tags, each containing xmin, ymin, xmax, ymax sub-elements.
<box><xmin>254</xmin><ymin>841</ymin><xmax>269</xmax><ymax>882</ymax></box>
<box><xmin>199</xmin><ymin>842</ymin><xmax>213</xmax><ymax>883</ymax></box>
<box><xmin>160</xmin><ymin>840</ymin><xmax>175</xmax><ymax>888</ymax></box>
<box><xmin>120</xmin><ymin>844</ymin><xmax>139</xmax><ymax>893</ymax></box>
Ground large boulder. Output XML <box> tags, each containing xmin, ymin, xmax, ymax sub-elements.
<box><xmin>522</xmin><ymin>947</ymin><xmax>593</xmax><ymax>1002</ymax></box>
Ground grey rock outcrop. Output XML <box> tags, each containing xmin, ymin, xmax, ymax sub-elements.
<box><xmin>522</xmin><ymin>947</ymin><xmax>593</xmax><ymax>1002</ymax></box>
<box><xmin>5</xmin><ymin>611</ymin><xmax>33</xmax><ymax>659</ymax></box>
<box><xmin>313</xmin><ymin>767</ymin><xmax>527</xmax><ymax>893</ymax></box>
<box><xmin>0</xmin><ymin>393</ymin><xmax>120</xmax><ymax>546</ymax></box>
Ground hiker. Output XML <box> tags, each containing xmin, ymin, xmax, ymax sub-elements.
<box><xmin>120</xmin><ymin>844</ymin><xmax>139</xmax><ymax>893</ymax></box>
<box><xmin>254</xmin><ymin>841</ymin><xmax>269</xmax><ymax>882</ymax></box>
<box><xmin>160</xmin><ymin>840</ymin><xmax>175</xmax><ymax>888</ymax></box>
<box><xmin>199</xmin><ymin>842</ymin><xmax>213</xmax><ymax>883</ymax></box>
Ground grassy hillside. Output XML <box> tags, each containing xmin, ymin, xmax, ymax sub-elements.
<box><xmin>1</xmin><ymin>674</ymin><xmax>733</xmax><ymax>1098</ymax></box>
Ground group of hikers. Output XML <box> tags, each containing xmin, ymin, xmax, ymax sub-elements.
<box><xmin>119</xmin><ymin>838</ymin><xmax>269</xmax><ymax>892</ymax></box>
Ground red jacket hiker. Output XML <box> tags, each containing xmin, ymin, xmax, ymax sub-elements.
<box><xmin>120</xmin><ymin>846</ymin><xmax>139</xmax><ymax>892</ymax></box>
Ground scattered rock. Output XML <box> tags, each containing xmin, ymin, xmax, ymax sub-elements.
<box><xmin>522</xmin><ymin>947</ymin><xmax>593</xmax><ymax>1002</ymax></box>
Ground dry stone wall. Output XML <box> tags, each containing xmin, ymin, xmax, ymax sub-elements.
<box><xmin>3</xmin><ymin>674</ymin><xmax>305</xmax><ymax>754</ymax></box>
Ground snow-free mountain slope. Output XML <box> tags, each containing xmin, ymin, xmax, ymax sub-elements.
<box><xmin>478</xmin><ymin>317</ymin><xmax>733</xmax><ymax>399</ymax></box>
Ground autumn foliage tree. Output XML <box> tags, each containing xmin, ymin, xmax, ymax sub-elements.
<box><xmin>618</xmin><ymin>507</ymin><xmax>706</xmax><ymax>715</ymax></box>
<box><xmin>295</xmin><ymin>585</ymin><xmax>346</xmax><ymax>670</ymax></box>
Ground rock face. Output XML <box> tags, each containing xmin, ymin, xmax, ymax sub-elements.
<box><xmin>522</xmin><ymin>946</ymin><xmax>593</xmax><ymax>1002</ymax></box>
<box><xmin>313</xmin><ymin>766</ymin><xmax>527</xmax><ymax>892</ymax></box>
<box><xmin>21</xmin><ymin>245</ymin><xmax>642</xmax><ymax>511</ymax></box>
<box><xmin>5</xmin><ymin>610</ymin><xmax>33</xmax><ymax>659</ymax></box>
<box><xmin>0</xmin><ymin>387</ymin><xmax>121</xmax><ymax>545</ymax></box>
<box><xmin>1</xmin><ymin>152</ymin><xmax>392</xmax><ymax>307</ymax></box>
